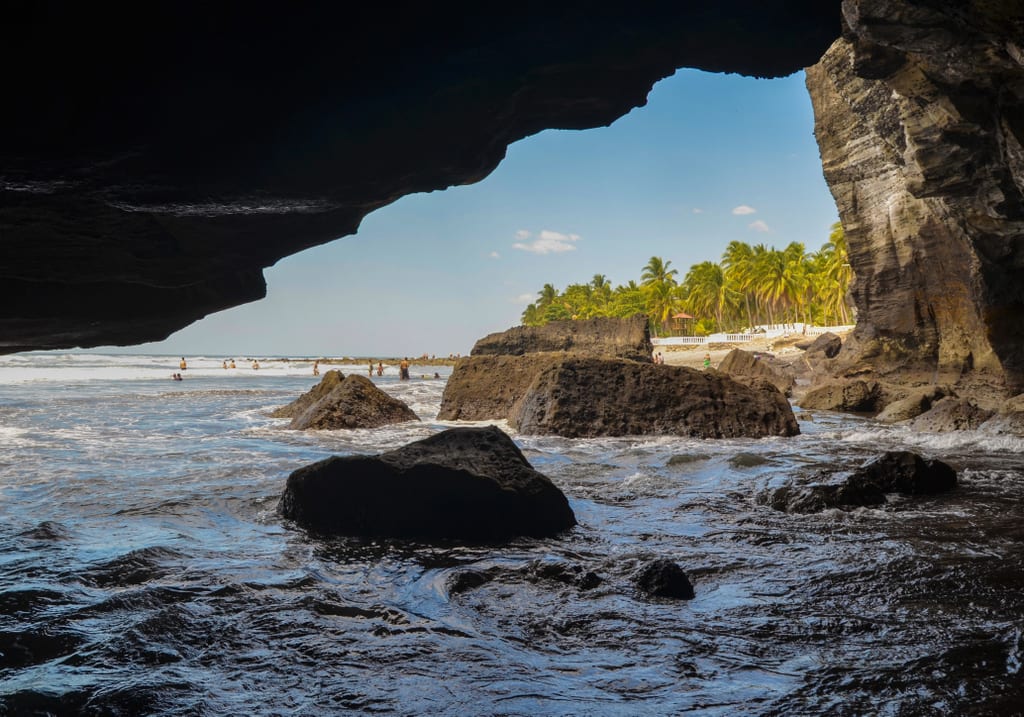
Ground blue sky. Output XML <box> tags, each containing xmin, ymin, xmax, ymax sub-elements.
<box><xmin>129</xmin><ymin>69</ymin><xmax>839</xmax><ymax>357</ymax></box>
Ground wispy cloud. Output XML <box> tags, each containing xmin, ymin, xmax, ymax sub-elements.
<box><xmin>748</xmin><ymin>220</ymin><xmax>771</xmax><ymax>233</ymax></box>
<box><xmin>692</xmin><ymin>208</ymin><xmax>704</xmax><ymax>214</ymax></box>
<box><xmin>512</xmin><ymin>293</ymin><xmax>535</xmax><ymax>305</ymax></box>
<box><xmin>512</xmin><ymin>229</ymin><xmax>581</xmax><ymax>255</ymax></box>
<box><xmin>732</xmin><ymin>205</ymin><xmax>757</xmax><ymax>215</ymax></box>
<box><xmin>489</xmin><ymin>251</ymin><xmax>501</xmax><ymax>259</ymax></box>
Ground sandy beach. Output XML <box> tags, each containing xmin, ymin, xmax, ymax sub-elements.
<box><xmin>657</xmin><ymin>332</ymin><xmax>850</xmax><ymax>370</ymax></box>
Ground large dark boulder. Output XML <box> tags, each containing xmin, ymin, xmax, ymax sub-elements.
<box><xmin>437</xmin><ymin>354</ymin><xmax>562</xmax><ymax>421</ymax></box>
<box><xmin>275</xmin><ymin>372</ymin><xmax>419</xmax><ymax>429</ymax></box>
<box><xmin>717</xmin><ymin>348</ymin><xmax>794</xmax><ymax>396</ymax></box>
<box><xmin>763</xmin><ymin>451</ymin><xmax>957</xmax><ymax>513</ymax></box>
<box><xmin>278</xmin><ymin>426</ymin><xmax>576</xmax><ymax>540</ymax></box>
<box><xmin>510</xmin><ymin>358</ymin><xmax>799</xmax><ymax>438</ymax></box>
<box><xmin>471</xmin><ymin>315</ymin><xmax>653</xmax><ymax>362</ymax></box>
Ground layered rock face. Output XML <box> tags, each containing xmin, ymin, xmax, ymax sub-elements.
<box><xmin>472</xmin><ymin>316</ymin><xmax>652</xmax><ymax>362</ymax></box>
<box><xmin>806</xmin><ymin>2</ymin><xmax>1024</xmax><ymax>403</ymax></box>
<box><xmin>1</xmin><ymin>4</ymin><xmax>839</xmax><ymax>352</ymax></box>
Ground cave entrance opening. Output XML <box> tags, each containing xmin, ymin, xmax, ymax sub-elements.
<box><xmin>122</xmin><ymin>68</ymin><xmax>841</xmax><ymax>359</ymax></box>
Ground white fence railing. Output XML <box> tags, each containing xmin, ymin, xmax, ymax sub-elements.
<box><xmin>651</xmin><ymin>324</ymin><xmax>854</xmax><ymax>347</ymax></box>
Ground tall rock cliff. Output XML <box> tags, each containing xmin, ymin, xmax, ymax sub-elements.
<box><xmin>806</xmin><ymin>1</ymin><xmax>1024</xmax><ymax>402</ymax></box>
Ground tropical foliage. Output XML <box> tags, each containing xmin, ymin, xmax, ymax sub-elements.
<box><xmin>521</xmin><ymin>223</ymin><xmax>853</xmax><ymax>335</ymax></box>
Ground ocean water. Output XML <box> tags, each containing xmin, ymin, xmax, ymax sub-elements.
<box><xmin>1</xmin><ymin>354</ymin><xmax>1023</xmax><ymax>716</ymax></box>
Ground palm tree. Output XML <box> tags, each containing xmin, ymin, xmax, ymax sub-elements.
<box><xmin>721</xmin><ymin>240</ymin><xmax>756</xmax><ymax>330</ymax></box>
<box><xmin>641</xmin><ymin>256</ymin><xmax>678</xmax><ymax>287</ymax></box>
<box><xmin>682</xmin><ymin>261</ymin><xmax>735</xmax><ymax>329</ymax></box>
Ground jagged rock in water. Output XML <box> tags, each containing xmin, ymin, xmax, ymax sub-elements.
<box><xmin>510</xmin><ymin>358</ymin><xmax>799</xmax><ymax>439</ymax></box>
<box><xmin>907</xmin><ymin>397</ymin><xmax>994</xmax><ymax>433</ymax></box>
<box><xmin>278</xmin><ymin>426</ymin><xmax>576</xmax><ymax>541</ymax></box>
<box><xmin>806</xmin><ymin>3</ymin><xmax>1024</xmax><ymax>402</ymax></box>
<box><xmin>471</xmin><ymin>315</ymin><xmax>653</xmax><ymax>362</ymax></box>
<box><xmin>275</xmin><ymin>372</ymin><xmax>419</xmax><ymax>430</ymax></box>
<box><xmin>271</xmin><ymin>369</ymin><xmax>345</xmax><ymax>419</ymax></box>
<box><xmin>763</xmin><ymin>451</ymin><xmax>958</xmax><ymax>513</ymax></box>
<box><xmin>798</xmin><ymin>379</ymin><xmax>885</xmax><ymax>413</ymax></box>
<box><xmin>717</xmin><ymin>348</ymin><xmax>795</xmax><ymax>396</ymax></box>
<box><xmin>632</xmin><ymin>558</ymin><xmax>695</xmax><ymax>600</ymax></box>
<box><xmin>874</xmin><ymin>387</ymin><xmax>947</xmax><ymax>423</ymax></box>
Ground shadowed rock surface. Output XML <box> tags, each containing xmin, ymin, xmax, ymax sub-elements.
<box><xmin>278</xmin><ymin>426</ymin><xmax>576</xmax><ymax>540</ymax></box>
<box><xmin>805</xmin><ymin>3</ymin><xmax>1024</xmax><ymax>402</ymax></box>
<box><xmin>801</xmin><ymin>332</ymin><xmax>842</xmax><ymax>360</ymax></box>
<box><xmin>511</xmin><ymin>358</ymin><xmax>799</xmax><ymax>438</ymax></box>
<box><xmin>471</xmin><ymin>316</ymin><xmax>652</xmax><ymax>362</ymax></box>
<box><xmin>277</xmin><ymin>373</ymin><xmax>419</xmax><ymax>430</ymax></box>
<box><xmin>438</xmin><ymin>354</ymin><xmax>563</xmax><ymax>422</ymax></box>
<box><xmin>763</xmin><ymin>451</ymin><xmax>957</xmax><ymax>513</ymax></box>
<box><xmin>2</xmin><ymin>4</ymin><xmax>838</xmax><ymax>352</ymax></box>
<box><xmin>717</xmin><ymin>348</ymin><xmax>795</xmax><ymax>396</ymax></box>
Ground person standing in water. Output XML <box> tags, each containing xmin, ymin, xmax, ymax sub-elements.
<box><xmin>377</xmin><ymin>362</ymin><xmax>384</xmax><ymax>376</ymax></box>
<box><xmin>229</xmin><ymin>359</ymin><xmax>236</xmax><ymax>369</ymax></box>
<box><xmin>179</xmin><ymin>357</ymin><xmax>187</xmax><ymax>371</ymax></box>
<box><xmin>399</xmin><ymin>357</ymin><xmax>410</xmax><ymax>380</ymax></box>
<box><xmin>252</xmin><ymin>359</ymin><xmax>260</xmax><ymax>370</ymax></box>
<box><xmin>369</xmin><ymin>361</ymin><xmax>374</xmax><ymax>376</ymax></box>
<box><xmin>313</xmin><ymin>360</ymin><xmax>320</xmax><ymax>376</ymax></box>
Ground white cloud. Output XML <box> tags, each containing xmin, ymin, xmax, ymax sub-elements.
<box><xmin>692</xmin><ymin>207</ymin><xmax>704</xmax><ymax>214</ymax></box>
<box><xmin>512</xmin><ymin>229</ymin><xmax>581</xmax><ymax>255</ymax></box>
<box><xmin>514</xmin><ymin>229</ymin><xmax>532</xmax><ymax>240</ymax></box>
<box><xmin>748</xmin><ymin>220</ymin><xmax>771</xmax><ymax>233</ymax></box>
<box><xmin>512</xmin><ymin>293</ymin><xmax>535</xmax><ymax>305</ymax></box>
<box><xmin>732</xmin><ymin>205</ymin><xmax>757</xmax><ymax>215</ymax></box>
<box><xmin>489</xmin><ymin>251</ymin><xmax>501</xmax><ymax>259</ymax></box>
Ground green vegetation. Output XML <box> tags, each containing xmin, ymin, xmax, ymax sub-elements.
<box><xmin>521</xmin><ymin>223</ymin><xmax>853</xmax><ymax>336</ymax></box>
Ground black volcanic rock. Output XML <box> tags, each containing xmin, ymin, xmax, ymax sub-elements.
<box><xmin>278</xmin><ymin>426</ymin><xmax>576</xmax><ymax>541</ymax></box>
<box><xmin>763</xmin><ymin>451</ymin><xmax>957</xmax><ymax>513</ymax></box>
<box><xmin>510</xmin><ymin>358</ymin><xmax>799</xmax><ymax>439</ymax></box>
<box><xmin>279</xmin><ymin>373</ymin><xmax>420</xmax><ymax>430</ymax></box>
<box><xmin>632</xmin><ymin>559</ymin><xmax>695</xmax><ymax>600</ymax></box>
<box><xmin>717</xmin><ymin>348</ymin><xmax>795</xmax><ymax>396</ymax></box>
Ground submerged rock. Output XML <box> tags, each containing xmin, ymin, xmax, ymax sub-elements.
<box><xmin>510</xmin><ymin>358</ymin><xmax>799</xmax><ymax>439</ymax></box>
<box><xmin>717</xmin><ymin>348</ymin><xmax>794</xmax><ymax>396</ymax></box>
<box><xmin>763</xmin><ymin>451</ymin><xmax>957</xmax><ymax>513</ymax></box>
<box><xmin>278</xmin><ymin>426</ymin><xmax>576</xmax><ymax>541</ymax></box>
<box><xmin>275</xmin><ymin>372</ymin><xmax>419</xmax><ymax>430</ymax></box>
<box><xmin>632</xmin><ymin>558</ymin><xmax>694</xmax><ymax>600</ymax></box>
